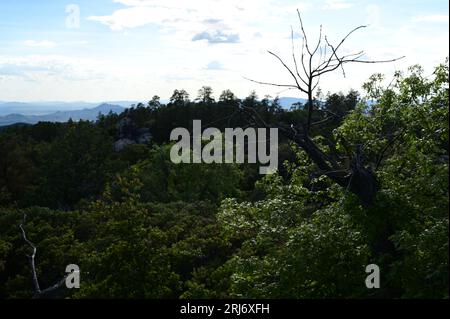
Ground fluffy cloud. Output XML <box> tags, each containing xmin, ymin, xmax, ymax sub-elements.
<box><xmin>87</xmin><ymin>0</ymin><xmax>293</xmax><ymax>45</ymax></box>
<box><xmin>192</xmin><ymin>31</ymin><xmax>240</xmax><ymax>44</ymax></box>
<box><xmin>0</xmin><ymin>55</ymin><xmax>104</xmax><ymax>82</ymax></box>
<box><xmin>3</xmin><ymin>0</ymin><xmax>447</xmax><ymax>102</ymax></box>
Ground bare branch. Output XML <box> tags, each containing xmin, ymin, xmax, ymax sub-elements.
<box><xmin>241</xmin><ymin>10</ymin><xmax>404</xmax><ymax>204</ymax></box>
<box><xmin>297</xmin><ymin>10</ymin><xmax>311</xmax><ymax>55</ymax></box>
<box><xmin>311</xmin><ymin>24</ymin><xmax>323</xmax><ymax>56</ymax></box>
<box><xmin>340</xmin><ymin>63</ymin><xmax>347</xmax><ymax>78</ymax></box>
<box><xmin>291</xmin><ymin>27</ymin><xmax>309</xmax><ymax>86</ymax></box>
<box><xmin>314</xmin><ymin>35</ymin><xmax>341</xmax><ymax>75</ymax></box>
<box><xmin>314</xmin><ymin>25</ymin><xmax>368</xmax><ymax>75</ymax></box>
<box><xmin>19</xmin><ymin>214</ymin><xmax>40</xmax><ymax>295</ymax></box>
<box><xmin>243</xmin><ymin>77</ymin><xmax>300</xmax><ymax>89</ymax></box>
<box><xmin>316</xmin><ymin>50</ymin><xmax>365</xmax><ymax>70</ymax></box>
<box><xmin>275</xmin><ymin>87</ymin><xmax>297</xmax><ymax>96</ymax></box>
<box><xmin>38</xmin><ymin>275</ymin><xmax>69</xmax><ymax>298</ymax></box>
<box><xmin>267</xmin><ymin>50</ymin><xmax>309</xmax><ymax>93</ymax></box>
<box><xmin>19</xmin><ymin>214</ymin><xmax>69</xmax><ymax>299</ymax></box>
<box><xmin>312</xmin><ymin>74</ymin><xmax>321</xmax><ymax>91</ymax></box>
<box><xmin>335</xmin><ymin>25</ymin><xmax>368</xmax><ymax>50</ymax></box>
<box><xmin>350</xmin><ymin>56</ymin><xmax>406</xmax><ymax>64</ymax></box>
<box><xmin>300</xmin><ymin>34</ymin><xmax>309</xmax><ymax>76</ymax></box>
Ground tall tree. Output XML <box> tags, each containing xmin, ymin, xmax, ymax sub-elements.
<box><xmin>219</xmin><ymin>89</ymin><xmax>238</xmax><ymax>102</ymax></box>
<box><xmin>196</xmin><ymin>86</ymin><xmax>215</xmax><ymax>104</ymax></box>
<box><xmin>148</xmin><ymin>95</ymin><xmax>162</xmax><ymax>110</ymax></box>
<box><xmin>170</xmin><ymin>89</ymin><xmax>190</xmax><ymax>105</ymax></box>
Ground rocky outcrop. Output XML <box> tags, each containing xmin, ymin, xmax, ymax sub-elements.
<box><xmin>114</xmin><ymin>117</ymin><xmax>152</xmax><ymax>152</ymax></box>
<box><xmin>114</xmin><ymin>138</ymin><xmax>136</xmax><ymax>152</ymax></box>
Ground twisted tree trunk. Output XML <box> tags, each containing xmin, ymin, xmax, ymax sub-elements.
<box><xmin>19</xmin><ymin>214</ymin><xmax>68</xmax><ymax>299</ymax></box>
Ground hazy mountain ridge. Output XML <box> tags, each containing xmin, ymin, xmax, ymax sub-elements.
<box><xmin>0</xmin><ymin>97</ymin><xmax>306</xmax><ymax>127</ymax></box>
<box><xmin>0</xmin><ymin>101</ymin><xmax>137</xmax><ymax>116</ymax></box>
<box><xmin>0</xmin><ymin>103</ymin><xmax>125</xmax><ymax>126</ymax></box>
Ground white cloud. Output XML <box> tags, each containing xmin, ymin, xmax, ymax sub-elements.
<box><xmin>23</xmin><ymin>40</ymin><xmax>57</xmax><ymax>48</ymax></box>
<box><xmin>323</xmin><ymin>0</ymin><xmax>353</xmax><ymax>10</ymax></box>
<box><xmin>3</xmin><ymin>1</ymin><xmax>447</xmax><ymax>102</ymax></box>
<box><xmin>412</xmin><ymin>14</ymin><xmax>449</xmax><ymax>23</ymax></box>
<box><xmin>192</xmin><ymin>30</ymin><xmax>240</xmax><ymax>44</ymax></box>
<box><xmin>87</xmin><ymin>0</ymin><xmax>301</xmax><ymax>43</ymax></box>
<box><xmin>0</xmin><ymin>55</ymin><xmax>105</xmax><ymax>82</ymax></box>
<box><xmin>88</xmin><ymin>6</ymin><xmax>178</xmax><ymax>31</ymax></box>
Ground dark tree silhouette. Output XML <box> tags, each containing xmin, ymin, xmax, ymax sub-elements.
<box><xmin>244</xmin><ymin>10</ymin><xmax>405</xmax><ymax>205</ymax></box>
<box><xmin>196</xmin><ymin>86</ymin><xmax>215</xmax><ymax>104</ymax></box>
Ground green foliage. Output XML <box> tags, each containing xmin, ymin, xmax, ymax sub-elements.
<box><xmin>0</xmin><ymin>61</ymin><xmax>448</xmax><ymax>298</ymax></box>
<box><xmin>107</xmin><ymin>145</ymin><xmax>243</xmax><ymax>204</ymax></box>
<box><xmin>0</xmin><ymin>207</ymin><xmax>82</xmax><ymax>298</ymax></box>
<box><xmin>216</xmin><ymin>157</ymin><xmax>370</xmax><ymax>298</ymax></box>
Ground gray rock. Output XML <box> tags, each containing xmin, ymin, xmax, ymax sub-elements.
<box><xmin>114</xmin><ymin>138</ymin><xmax>136</xmax><ymax>152</ymax></box>
<box><xmin>136</xmin><ymin>132</ymin><xmax>152</xmax><ymax>144</ymax></box>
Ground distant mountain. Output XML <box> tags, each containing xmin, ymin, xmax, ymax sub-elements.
<box><xmin>0</xmin><ymin>122</ymin><xmax>32</xmax><ymax>132</ymax></box>
<box><xmin>0</xmin><ymin>103</ymin><xmax>125</xmax><ymax>127</ymax></box>
<box><xmin>0</xmin><ymin>102</ymin><xmax>99</xmax><ymax>116</ymax></box>
<box><xmin>107</xmin><ymin>101</ymin><xmax>141</xmax><ymax>108</ymax></box>
<box><xmin>0</xmin><ymin>101</ymin><xmax>138</xmax><ymax>116</ymax></box>
<box><xmin>0</xmin><ymin>114</ymin><xmax>31</xmax><ymax>126</ymax></box>
<box><xmin>0</xmin><ymin>97</ymin><xmax>310</xmax><ymax>127</ymax></box>
<box><xmin>277</xmin><ymin>97</ymin><xmax>308</xmax><ymax>109</ymax></box>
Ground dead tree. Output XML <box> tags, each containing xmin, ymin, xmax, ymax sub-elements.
<box><xmin>19</xmin><ymin>214</ymin><xmax>68</xmax><ymax>299</ymax></box>
<box><xmin>245</xmin><ymin>10</ymin><xmax>404</xmax><ymax>206</ymax></box>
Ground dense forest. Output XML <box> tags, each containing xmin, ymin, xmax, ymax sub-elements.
<box><xmin>0</xmin><ymin>60</ymin><xmax>448</xmax><ymax>299</ymax></box>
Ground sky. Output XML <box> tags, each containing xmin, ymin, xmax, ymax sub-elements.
<box><xmin>0</xmin><ymin>0</ymin><xmax>448</xmax><ymax>103</ymax></box>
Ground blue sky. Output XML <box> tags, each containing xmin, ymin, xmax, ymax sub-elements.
<box><xmin>0</xmin><ymin>0</ymin><xmax>448</xmax><ymax>102</ymax></box>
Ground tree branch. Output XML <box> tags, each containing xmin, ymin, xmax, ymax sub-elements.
<box><xmin>19</xmin><ymin>214</ymin><xmax>69</xmax><ymax>299</ymax></box>
<box><xmin>19</xmin><ymin>214</ymin><xmax>40</xmax><ymax>295</ymax></box>
<box><xmin>240</xmin><ymin>9</ymin><xmax>404</xmax><ymax>205</ymax></box>
<box><xmin>243</xmin><ymin>77</ymin><xmax>300</xmax><ymax>89</ymax></box>
<box><xmin>291</xmin><ymin>27</ymin><xmax>309</xmax><ymax>86</ymax></box>
<box><xmin>297</xmin><ymin>10</ymin><xmax>311</xmax><ymax>55</ymax></box>
<box><xmin>267</xmin><ymin>50</ymin><xmax>309</xmax><ymax>93</ymax></box>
